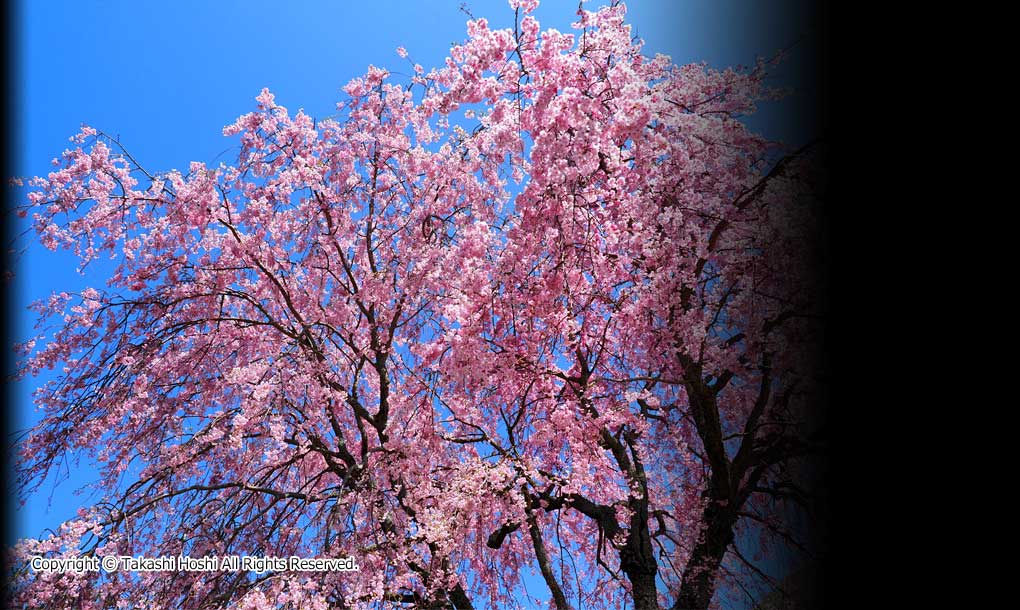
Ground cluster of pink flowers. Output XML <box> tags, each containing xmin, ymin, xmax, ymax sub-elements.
<box><xmin>11</xmin><ymin>2</ymin><xmax>821</xmax><ymax>609</ymax></box>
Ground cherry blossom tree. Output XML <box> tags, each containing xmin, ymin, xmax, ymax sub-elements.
<box><xmin>9</xmin><ymin>2</ymin><xmax>826</xmax><ymax>609</ymax></box>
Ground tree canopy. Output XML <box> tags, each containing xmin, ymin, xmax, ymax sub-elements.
<box><xmin>10</xmin><ymin>2</ymin><xmax>827</xmax><ymax>609</ymax></box>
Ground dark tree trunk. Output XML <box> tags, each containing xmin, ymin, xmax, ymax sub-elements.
<box><xmin>625</xmin><ymin>568</ymin><xmax>660</xmax><ymax>610</ymax></box>
<box><xmin>671</xmin><ymin>503</ymin><xmax>736</xmax><ymax>610</ymax></box>
<box><xmin>620</xmin><ymin>498</ymin><xmax>660</xmax><ymax>610</ymax></box>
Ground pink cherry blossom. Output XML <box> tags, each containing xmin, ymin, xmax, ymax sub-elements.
<box><xmin>9</xmin><ymin>3</ymin><xmax>825</xmax><ymax>610</ymax></box>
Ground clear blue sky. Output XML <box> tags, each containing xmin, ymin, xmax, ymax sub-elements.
<box><xmin>11</xmin><ymin>0</ymin><xmax>819</xmax><ymax>604</ymax></box>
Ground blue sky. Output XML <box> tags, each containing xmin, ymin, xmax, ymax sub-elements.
<box><xmin>10</xmin><ymin>0</ymin><xmax>819</xmax><ymax>604</ymax></box>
